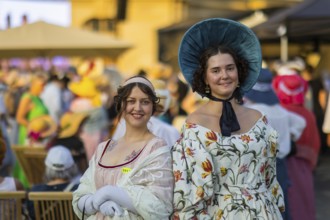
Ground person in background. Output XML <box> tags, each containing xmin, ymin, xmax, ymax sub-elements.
<box><xmin>27</xmin><ymin>145</ymin><xmax>80</xmax><ymax>220</ymax></box>
<box><xmin>26</xmin><ymin>115</ymin><xmax>57</xmax><ymax>148</ymax></box>
<box><xmin>68</xmin><ymin>77</ymin><xmax>109</xmax><ymax>160</ymax></box>
<box><xmin>0</xmin><ymin>128</ymin><xmax>24</xmax><ymax>191</ymax></box>
<box><xmin>244</xmin><ymin>68</ymin><xmax>306</xmax><ymax>220</ymax></box>
<box><xmin>47</xmin><ymin>111</ymin><xmax>90</xmax><ymax>174</ymax></box>
<box><xmin>172</xmin><ymin>18</ymin><xmax>285</xmax><ymax>219</ymax></box>
<box><xmin>273</xmin><ymin>73</ymin><xmax>320</xmax><ymax>220</ymax></box>
<box><xmin>40</xmin><ymin>73</ymin><xmax>66</xmax><ymax>124</ymax></box>
<box><xmin>15</xmin><ymin>72</ymin><xmax>49</xmax><ymax>188</ymax></box>
<box><xmin>0</xmin><ymin>80</ymin><xmax>15</xmax><ymax>176</ymax></box>
<box><xmin>72</xmin><ymin>75</ymin><xmax>173</xmax><ymax>219</ymax></box>
<box><xmin>112</xmin><ymin>78</ymin><xmax>180</xmax><ymax>147</ymax></box>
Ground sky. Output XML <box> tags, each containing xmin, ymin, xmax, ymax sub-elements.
<box><xmin>0</xmin><ymin>0</ymin><xmax>71</xmax><ymax>30</ymax></box>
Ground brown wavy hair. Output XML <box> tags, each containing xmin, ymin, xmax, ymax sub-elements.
<box><xmin>191</xmin><ymin>45</ymin><xmax>249</xmax><ymax>103</ymax></box>
<box><xmin>114</xmin><ymin>77</ymin><xmax>159</xmax><ymax>119</ymax></box>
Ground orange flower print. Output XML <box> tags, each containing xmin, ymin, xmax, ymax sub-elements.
<box><xmin>185</xmin><ymin>147</ymin><xmax>195</xmax><ymax>156</ymax></box>
<box><xmin>215</xmin><ymin>209</ymin><xmax>223</xmax><ymax>220</ymax></box>
<box><xmin>220</xmin><ymin>167</ymin><xmax>227</xmax><ymax>177</ymax></box>
<box><xmin>185</xmin><ymin>123</ymin><xmax>196</xmax><ymax>129</ymax></box>
<box><xmin>196</xmin><ymin>186</ymin><xmax>204</xmax><ymax>198</ymax></box>
<box><xmin>240</xmin><ymin>134</ymin><xmax>253</xmax><ymax>143</ymax></box>
<box><xmin>201</xmin><ymin>159</ymin><xmax>212</xmax><ymax>178</ymax></box>
<box><xmin>279</xmin><ymin>206</ymin><xmax>285</xmax><ymax>213</ymax></box>
<box><xmin>174</xmin><ymin>170</ymin><xmax>183</xmax><ymax>182</ymax></box>
<box><xmin>205</xmin><ymin>131</ymin><xmax>217</xmax><ymax>147</ymax></box>
<box><xmin>206</xmin><ymin>131</ymin><xmax>217</xmax><ymax>142</ymax></box>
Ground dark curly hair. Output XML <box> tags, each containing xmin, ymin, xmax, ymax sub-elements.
<box><xmin>114</xmin><ymin>76</ymin><xmax>159</xmax><ymax>119</ymax></box>
<box><xmin>191</xmin><ymin>45</ymin><xmax>249</xmax><ymax>103</ymax></box>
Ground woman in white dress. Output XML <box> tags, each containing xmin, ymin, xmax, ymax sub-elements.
<box><xmin>73</xmin><ymin>75</ymin><xmax>173</xmax><ymax>219</ymax></box>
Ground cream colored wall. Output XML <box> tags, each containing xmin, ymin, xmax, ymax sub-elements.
<box><xmin>71</xmin><ymin>0</ymin><xmax>182</xmax><ymax>77</ymax></box>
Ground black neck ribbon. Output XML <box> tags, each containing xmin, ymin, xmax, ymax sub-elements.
<box><xmin>206</xmin><ymin>94</ymin><xmax>240</xmax><ymax>136</ymax></box>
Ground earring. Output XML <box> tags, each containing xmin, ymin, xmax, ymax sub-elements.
<box><xmin>205</xmin><ymin>84</ymin><xmax>210</xmax><ymax>94</ymax></box>
<box><xmin>237</xmin><ymin>83</ymin><xmax>240</xmax><ymax>88</ymax></box>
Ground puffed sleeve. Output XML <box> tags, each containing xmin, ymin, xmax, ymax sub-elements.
<box><xmin>72</xmin><ymin>141</ymin><xmax>106</xmax><ymax>219</ymax></box>
<box><xmin>172</xmin><ymin>124</ymin><xmax>214</xmax><ymax>219</ymax></box>
<box><xmin>266</xmin><ymin>127</ymin><xmax>285</xmax><ymax>213</ymax></box>
<box><xmin>118</xmin><ymin>138</ymin><xmax>174</xmax><ymax>220</ymax></box>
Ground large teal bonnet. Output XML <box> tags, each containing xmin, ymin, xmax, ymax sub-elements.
<box><xmin>178</xmin><ymin>18</ymin><xmax>262</xmax><ymax>95</ymax></box>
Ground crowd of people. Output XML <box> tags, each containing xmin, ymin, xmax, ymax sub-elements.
<box><xmin>0</xmin><ymin>17</ymin><xmax>329</xmax><ymax>220</ymax></box>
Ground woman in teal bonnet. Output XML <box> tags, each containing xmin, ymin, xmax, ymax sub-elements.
<box><xmin>171</xmin><ymin>18</ymin><xmax>285</xmax><ymax>219</ymax></box>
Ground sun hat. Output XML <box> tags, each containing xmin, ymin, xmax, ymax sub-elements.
<box><xmin>28</xmin><ymin>115</ymin><xmax>57</xmax><ymax>140</ymax></box>
<box><xmin>244</xmin><ymin>68</ymin><xmax>279</xmax><ymax>105</ymax></box>
<box><xmin>45</xmin><ymin>145</ymin><xmax>74</xmax><ymax>171</ymax></box>
<box><xmin>68</xmin><ymin>77</ymin><xmax>101</xmax><ymax>106</ymax></box>
<box><xmin>178</xmin><ymin>17</ymin><xmax>262</xmax><ymax>95</ymax></box>
<box><xmin>272</xmin><ymin>74</ymin><xmax>308</xmax><ymax>105</ymax></box>
<box><xmin>58</xmin><ymin>111</ymin><xmax>89</xmax><ymax>138</ymax></box>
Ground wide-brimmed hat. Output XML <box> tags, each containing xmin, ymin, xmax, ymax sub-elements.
<box><xmin>58</xmin><ymin>111</ymin><xmax>89</xmax><ymax>138</ymax></box>
<box><xmin>28</xmin><ymin>115</ymin><xmax>57</xmax><ymax>139</ymax></box>
<box><xmin>178</xmin><ymin>18</ymin><xmax>262</xmax><ymax>95</ymax></box>
<box><xmin>45</xmin><ymin>145</ymin><xmax>74</xmax><ymax>171</ymax></box>
<box><xmin>245</xmin><ymin>68</ymin><xmax>279</xmax><ymax>105</ymax></box>
<box><xmin>68</xmin><ymin>77</ymin><xmax>101</xmax><ymax>106</ymax></box>
<box><xmin>272</xmin><ymin>74</ymin><xmax>308</xmax><ymax>105</ymax></box>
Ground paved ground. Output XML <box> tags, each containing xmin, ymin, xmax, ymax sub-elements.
<box><xmin>315</xmin><ymin>152</ymin><xmax>330</xmax><ymax>220</ymax></box>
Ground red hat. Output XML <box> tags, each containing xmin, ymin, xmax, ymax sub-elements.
<box><xmin>272</xmin><ymin>74</ymin><xmax>308</xmax><ymax>105</ymax></box>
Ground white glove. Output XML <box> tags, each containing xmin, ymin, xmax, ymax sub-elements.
<box><xmin>77</xmin><ymin>194</ymin><xmax>97</xmax><ymax>215</ymax></box>
<box><xmin>93</xmin><ymin>185</ymin><xmax>137</xmax><ymax>213</ymax></box>
<box><xmin>99</xmin><ymin>201</ymin><xmax>124</xmax><ymax>217</ymax></box>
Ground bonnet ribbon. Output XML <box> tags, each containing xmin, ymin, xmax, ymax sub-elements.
<box><xmin>206</xmin><ymin>94</ymin><xmax>240</xmax><ymax>136</ymax></box>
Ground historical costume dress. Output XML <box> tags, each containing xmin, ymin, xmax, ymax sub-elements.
<box><xmin>172</xmin><ymin>115</ymin><xmax>285</xmax><ymax>219</ymax></box>
<box><xmin>73</xmin><ymin>137</ymin><xmax>173</xmax><ymax>219</ymax></box>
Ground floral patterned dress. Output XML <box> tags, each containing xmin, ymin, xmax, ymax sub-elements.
<box><xmin>172</xmin><ymin>115</ymin><xmax>285</xmax><ymax>220</ymax></box>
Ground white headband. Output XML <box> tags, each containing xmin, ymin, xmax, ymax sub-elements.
<box><xmin>123</xmin><ymin>76</ymin><xmax>155</xmax><ymax>92</ymax></box>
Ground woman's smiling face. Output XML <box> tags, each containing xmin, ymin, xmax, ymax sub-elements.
<box><xmin>123</xmin><ymin>86</ymin><xmax>153</xmax><ymax>128</ymax></box>
<box><xmin>205</xmin><ymin>52</ymin><xmax>239</xmax><ymax>99</ymax></box>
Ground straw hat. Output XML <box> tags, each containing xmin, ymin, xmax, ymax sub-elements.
<box><xmin>58</xmin><ymin>112</ymin><xmax>89</xmax><ymax>138</ymax></box>
<box><xmin>68</xmin><ymin>77</ymin><xmax>101</xmax><ymax>106</ymax></box>
<box><xmin>28</xmin><ymin>115</ymin><xmax>57</xmax><ymax>139</ymax></box>
<box><xmin>69</xmin><ymin>77</ymin><xmax>99</xmax><ymax>98</ymax></box>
